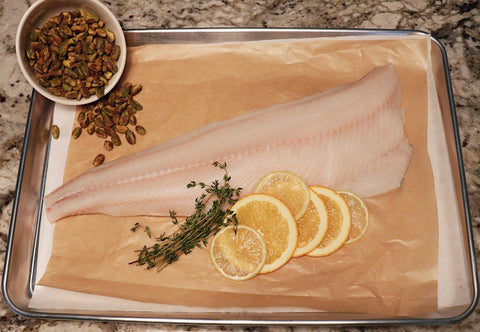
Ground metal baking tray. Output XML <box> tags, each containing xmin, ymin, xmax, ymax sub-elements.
<box><xmin>2</xmin><ymin>28</ymin><xmax>478</xmax><ymax>325</ymax></box>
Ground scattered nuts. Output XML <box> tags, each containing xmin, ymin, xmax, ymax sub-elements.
<box><xmin>125</xmin><ymin>129</ymin><xmax>136</xmax><ymax>145</ymax></box>
<box><xmin>51</xmin><ymin>124</ymin><xmax>60</xmax><ymax>139</ymax></box>
<box><xmin>111</xmin><ymin>132</ymin><xmax>122</xmax><ymax>146</ymax></box>
<box><xmin>86</xmin><ymin>122</ymin><xmax>96</xmax><ymax>135</ymax></box>
<box><xmin>135</xmin><ymin>125</ymin><xmax>146</xmax><ymax>135</ymax></box>
<box><xmin>95</xmin><ymin>127</ymin><xmax>108</xmax><ymax>139</ymax></box>
<box><xmin>93</xmin><ymin>153</ymin><xmax>105</xmax><ymax>167</ymax></box>
<box><xmin>72</xmin><ymin>126</ymin><xmax>82</xmax><ymax>139</ymax></box>
<box><xmin>72</xmin><ymin>82</ymin><xmax>144</xmax><ymax>165</ymax></box>
<box><xmin>104</xmin><ymin>140</ymin><xmax>114</xmax><ymax>151</ymax></box>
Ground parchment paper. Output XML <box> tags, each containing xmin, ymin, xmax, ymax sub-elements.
<box><xmin>38</xmin><ymin>35</ymin><xmax>441</xmax><ymax>316</ymax></box>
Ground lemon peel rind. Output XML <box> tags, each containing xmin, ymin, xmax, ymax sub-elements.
<box><xmin>292</xmin><ymin>188</ymin><xmax>328</xmax><ymax>257</ymax></box>
<box><xmin>307</xmin><ymin>186</ymin><xmax>351</xmax><ymax>257</ymax></box>
<box><xmin>337</xmin><ymin>190</ymin><xmax>369</xmax><ymax>244</ymax></box>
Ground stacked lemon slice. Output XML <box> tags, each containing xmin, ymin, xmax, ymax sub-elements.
<box><xmin>210</xmin><ymin>171</ymin><xmax>369</xmax><ymax>280</ymax></box>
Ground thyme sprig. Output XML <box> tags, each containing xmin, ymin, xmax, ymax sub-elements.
<box><xmin>129</xmin><ymin>161</ymin><xmax>242</xmax><ymax>271</ymax></box>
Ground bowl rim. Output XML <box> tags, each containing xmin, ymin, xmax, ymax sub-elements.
<box><xmin>15</xmin><ymin>0</ymin><xmax>127</xmax><ymax>106</ymax></box>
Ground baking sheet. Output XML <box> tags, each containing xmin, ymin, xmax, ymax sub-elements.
<box><xmin>26</xmin><ymin>33</ymin><xmax>471</xmax><ymax>318</ymax></box>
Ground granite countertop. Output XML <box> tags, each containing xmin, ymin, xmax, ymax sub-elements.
<box><xmin>1</xmin><ymin>0</ymin><xmax>479</xmax><ymax>331</ymax></box>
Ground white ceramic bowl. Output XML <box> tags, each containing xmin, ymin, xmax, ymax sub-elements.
<box><xmin>16</xmin><ymin>0</ymin><xmax>127</xmax><ymax>106</ymax></box>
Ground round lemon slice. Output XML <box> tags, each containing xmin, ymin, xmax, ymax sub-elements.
<box><xmin>230</xmin><ymin>194</ymin><xmax>297</xmax><ymax>273</ymax></box>
<box><xmin>307</xmin><ymin>186</ymin><xmax>351</xmax><ymax>257</ymax></box>
<box><xmin>293</xmin><ymin>188</ymin><xmax>328</xmax><ymax>257</ymax></box>
<box><xmin>254</xmin><ymin>171</ymin><xmax>310</xmax><ymax>220</ymax></box>
<box><xmin>337</xmin><ymin>190</ymin><xmax>369</xmax><ymax>244</ymax></box>
<box><xmin>211</xmin><ymin>225</ymin><xmax>267</xmax><ymax>281</ymax></box>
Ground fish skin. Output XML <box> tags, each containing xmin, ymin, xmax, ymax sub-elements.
<box><xmin>45</xmin><ymin>64</ymin><xmax>412</xmax><ymax>222</ymax></box>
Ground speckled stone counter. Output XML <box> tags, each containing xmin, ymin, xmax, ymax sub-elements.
<box><xmin>1</xmin><ymin>0</ymin><xmax>478</xmax><ymax>331</ymax></box>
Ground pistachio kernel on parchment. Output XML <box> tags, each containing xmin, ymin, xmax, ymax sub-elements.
<box><xmin>92</xmin><ymin>153</ymin><xmax>105</xmax><ymax>167</ymax></box>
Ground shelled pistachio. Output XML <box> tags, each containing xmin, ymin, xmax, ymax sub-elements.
<box><xmin>92</xmin><ymin>153</ymin><xmax>105</xmax><ymax>167</ymax></box>
<box><xmin>72</xmin><ymin>126</ymin><xmax>82</xmax><ymax>139</ymax></box>
<box><xmin>51</xmin><ymin>125</ymin><xmax>60</xmax><ymax>139</ymax></box>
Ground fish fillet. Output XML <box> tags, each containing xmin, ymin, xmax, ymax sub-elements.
<box><xmin>45</xmin><ymin>64</ymin><xmax>412</xmax><ymax>223</ymax></box>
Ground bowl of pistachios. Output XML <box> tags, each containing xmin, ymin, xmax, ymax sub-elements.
<box><xmin>16</xmin><ymin>0</ymin><xmax>127</xmax><ymax>106</ymax></box>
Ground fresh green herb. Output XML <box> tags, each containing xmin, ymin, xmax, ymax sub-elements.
<box><xmin>129</xmin><ymin>161</ymin><xmax>242</xmax><ymax>271</ymax></box>
<box><xmin>130</xmin><ymin>223</ymin><xmax>140</xmax><ymax>232</ymax></box>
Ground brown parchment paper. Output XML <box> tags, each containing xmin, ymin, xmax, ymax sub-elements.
<box><xmin>39</xmin><ymin>36</ymin><xmax>438</xmax><ymax>316</ymax></box>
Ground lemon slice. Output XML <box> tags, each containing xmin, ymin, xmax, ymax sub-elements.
<box><xmin>337</xmin><ymin>190</ymin><xmax>369</xmax><ymax>244</ymax></box>
<box><xmin>211</xmin><ymin>225</ymin><xmax>267</xmax><ymax>281</ymax></box>
<box><xmin>307</xmin><ymin>186</ymin><xmax>351</xmax><ymax>257</ymax></box>
<box><xmin>230</xmin><ymin>194</ymin><xmax>297</xmax><ymax>273</ymax></box>
<box><xmin>293</xmin><ymin>188</ymin><xmax>328</xmax><ymax>257</ymax></box>
<box><xmin>254</xmin><ymin>171</ymin><xmax>310</xmax><ymax>219</ymax></box>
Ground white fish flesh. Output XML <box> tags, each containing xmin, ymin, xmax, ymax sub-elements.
<box><xmin>45</xmin><ymin>64</ymin><xmax>412</xmax><ymax>222</ymax></box>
